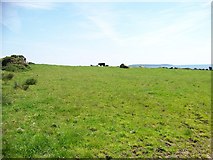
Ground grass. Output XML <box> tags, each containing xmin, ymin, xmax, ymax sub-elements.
<box><xmin>2</xmin><ymin>64</ymin><xmax>211</xmax><ymax>158</ymax></box>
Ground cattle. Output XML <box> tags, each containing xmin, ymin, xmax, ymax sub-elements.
<box><xmin>209</xmin><ymin>67</ymin><xmax>212</xmax><ymax>70</ymax></box>
<box><xmin>98</xmin><ymin>63</ymin><xmax>105</xmax><ymax>67</ymax></box>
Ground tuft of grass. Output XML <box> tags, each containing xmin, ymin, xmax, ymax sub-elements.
<box><xmin>22</xmin><ymin>85</ymin><xmax>29</xmax><ymax>91</ymax></box>
<box><xmin>24</xmin><ymin>78</ymin><xmax>37</xmax><ymax>85</ymax></box>
<box><xmin>1</xmin><ymin>94</ymin><xmax>12</xmax><ymax>105</ymax></box>
<box><xmin>14</xmin><ymin>82</ymin><xmax>29</xmax><ymax>91</ymax></box>
<box><xmin>2</xmin><ymin>73</ymin><xmax>14</xmax><ymax>81</ymax></box>
<box><xmin>14</xmin><ymin>82</ymin><xmax>21</xmax><ymax>89</ymax></box>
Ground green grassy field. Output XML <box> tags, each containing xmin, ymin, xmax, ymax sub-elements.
<box><xmin>2</xmin><ymin>64</ymin><xmax>211</xmax><ymax>158</ymax></box>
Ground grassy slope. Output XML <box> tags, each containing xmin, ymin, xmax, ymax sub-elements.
<box><xmin>2</xmin><ymin>64</ymin><xmax>211</xmax><ymax>158</ymax></box>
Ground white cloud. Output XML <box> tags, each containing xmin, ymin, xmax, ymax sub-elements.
<box><xmin>121</xmin><ymin>3</ymin><xmax>210</xmax><ymax>48</ymax></box>
<box><xmin>2</xmin><ymin>7</ymin><xmax>21</xmax><ymax>33</ymax></box>
<box><xmin>87</xmin><ymin>16</ymin><xmax>121</xmax><ymax>43</ymax></box>
<box><xmin>73</xmin><ymin>4</ymin><xmax>123</xmax><ymax>44</ymax></box>
<box><xmin>76</xmin><ymin>1</ymin><xmax>210</xmax><ymax>48</ymax></box>
<box><xmin>2</xmin><ymin>2</ymin><xmax>55</xmax><ymax>33</ymax></box>
<box><xmin>11</xmin><ymin>2</ymin><xmax>55</xmax><ymax>10</ymax></box>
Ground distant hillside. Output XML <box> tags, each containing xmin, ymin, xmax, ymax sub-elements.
<box><xmin>129</xmin><ymin>64</ymin><xmax>211</xmax><ymax>69</ymax></box>
<box><xmin>129</xmin><ymin>64</ymin><xmax>173</xmax><ymax>68</ymax></box>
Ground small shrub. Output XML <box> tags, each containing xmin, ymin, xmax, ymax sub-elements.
<box><xmin>24</xmin><ymin>78</ymin><xmax>37</xmax><ymax>85</ymax></box>
<box><xmin>2</xmin><ymin>73</ymin><xmax>14</xmax><ymax>81</ymax></box>
<box><xmin>120</xmin><ymin>63</ymin><xmax>129</xmax><ymax>69</ymax></box>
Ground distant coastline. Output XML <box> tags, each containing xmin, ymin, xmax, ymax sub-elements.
<box><xmin>129</xmin><ymin>64</ymin><xmax>211</xmax><ymax>69</ymax></box>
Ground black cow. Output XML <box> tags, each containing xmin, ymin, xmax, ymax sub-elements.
<box><xmin>98</xmin><ymin>63</ymin><xmax>105</xmax><ymax>67</ymax></box>
<box><xmin>209</xmin><ymin>67</ymin><xmax>212</xmax><ymax>70</ymax></box>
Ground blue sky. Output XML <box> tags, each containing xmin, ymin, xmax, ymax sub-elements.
<box><xmin>1</xmin><ymin>1</ymin><xmax>211</xmax><ymax>66</ymax></box>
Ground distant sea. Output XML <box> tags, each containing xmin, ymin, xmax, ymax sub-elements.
<box><xmin>129</xmin><ymin>64</ymin><xmax>212</xmax><ymax>69</ymax></box>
